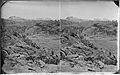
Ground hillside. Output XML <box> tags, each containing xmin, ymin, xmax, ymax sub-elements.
<box><xmin>1</xmin><ymin>16</ymin><xmax>118</xmax><ymax>73</ymax></box>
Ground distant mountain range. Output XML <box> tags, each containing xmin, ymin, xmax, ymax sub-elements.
<box><xmin>7</xmin><ymin>16</ymin><xmax>52</xmax><ymax>21</ymax></box>
<box><xmin>5</xmin><ymin>16</ymin><xmax>112</xmax><ymax>22</ymax></box>
<box><xmin>8</xmin><ymin>16</ymin><xmax>27</xmax><ymax>22</ymax></box>
<box><xmin>66</xmin><ymin>16</ymin><xmax>89</xmax><ymax>22</ymax></box>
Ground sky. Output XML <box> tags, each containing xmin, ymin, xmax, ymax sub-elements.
<box><xmin>1</xmin><ymin>1</ymin><xmax>118</xmax><ymax>20</ymax></box>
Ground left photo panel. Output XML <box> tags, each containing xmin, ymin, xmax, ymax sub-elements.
<box><xmin>1</xmin><ymin>1</ymin><xmax>61</xmax><ymax>73</ymax></box>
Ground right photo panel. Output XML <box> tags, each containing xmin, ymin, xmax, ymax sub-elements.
<box><xmin>60</xmin><ymin>0</ymin><xmax>118</xmax><ymax>72</ymax></box>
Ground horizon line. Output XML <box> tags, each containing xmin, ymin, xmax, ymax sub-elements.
<box><xmin>1</xmin><ymin>16</ymin><xmax>118</xmax><ymax>21</ymax></box>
